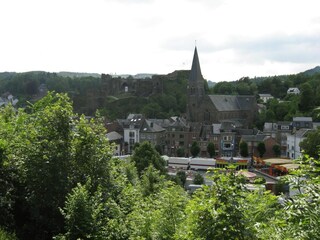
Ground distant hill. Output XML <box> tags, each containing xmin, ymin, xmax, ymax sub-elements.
<box><xmin>301</xmin><ymin>66</ymin><xmax>320</xmax><ymax>76</ymax></box>
<box><xmin>0</xmin><ymin>72</ymin><xmax>16</xmax><ymax>80</ymax></box>
<box><xmin>57</xmin><ymin>72</ymin><xmax>101</xmax><ymax>78</ymax></box>
<box><xmin>111</xmin><ymin>73</ymin><xmax>155</xmax><ymax>79</ymax></box>
<box><xmin>207</xmin><ymin>80</ymin><xmax>216</xmax><ymax>88</ymax></box>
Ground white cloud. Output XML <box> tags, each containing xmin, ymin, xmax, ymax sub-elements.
<box><xmin>0</xmin><ymin>0</ymin><xmax>319</xmax><ymax>81</ymax></box>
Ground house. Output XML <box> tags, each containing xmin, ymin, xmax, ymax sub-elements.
<box><xmin>287</xmin><ymin>88</ymin><xmax>300</xmax><ymax>95</ymax></box>
<box><xmin>259</xmin><ymin>94</ymin><xmax>273</xmax><ymax>103</ymax></box>
<box><xmin>140</xmin><ymin>119</ymin><xmax>166</xmax><ymax>152</ymax></box>
<box><xmin>0</xmin><ymin>93</ymin><xmax>19</xmax><ymax>107</ymax></box>
<box><xmin>263</xmin><ymin>122</ymin><xmax>278</xmax><ymax>138</ymax></box>
<box><xmin>121</xmin><ymin>114</ymin><xmax>144</xmax><ymax>154</ymax></box>
<box><xmin>163</xmin><ymin>117</ymin><xmax>191</xmax><ymax>157</ymax></box>
<box><xmin>292</xmin><ymin>117</ymin><xmax>313</xmax><ymax>130</ymax></box>
<box><xmin>287</xmin><ymin>128</ymin><xmax>313</xmax><ymax>159</ymax></box>
<box><xmin>277</xmin><ymin>121</ymin><xmax>292</xmax><ymax>132</ymax></box>
<box><xmin>106</xmin><ymin>131</ymin><xmax>123</xmax><ymax>156</ymax></box>
<box><xmin>219</xmin><ymin>124</ymin><xmax>236</xmax><ymax>158</ymax></box>
<box><xmin>240</xmin><ymin>131</ymin><xmax>280</xmax><ymax>158</ymax></box>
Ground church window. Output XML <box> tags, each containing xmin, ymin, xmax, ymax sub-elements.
<box><xmin>204</xmin><ymin>110</ymin><xmax>210</xmax><ymax>121</ymax></box>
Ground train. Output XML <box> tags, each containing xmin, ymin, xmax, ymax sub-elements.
<box><xmin>167</xmin><ymin>157</ymin><xmax>216</xmax><ymax>170</ymax></box>
<box><xmin>167</xmin><ymin>156</ymin><xmax>250</xmax><ymax>171</ymax></box>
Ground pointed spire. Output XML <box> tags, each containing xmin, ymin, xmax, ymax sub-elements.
<box><xmin>189</xmin><ymin>47</ymin><xmax>204</xmax><ymax>82</ymax></box>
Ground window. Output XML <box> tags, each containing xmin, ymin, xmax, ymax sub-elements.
<box><xmin>180</xmin><ymin>134</ymin><xmax>184</xmax><ymax>139</ymax></box>
<box><xmin>223</xmin><ymin>136</ymin><xmax>232</xmax><ymax>141</ymax></box>
<box><xmin>223</xmin><ymin>143</ymin><xmax>232</xmax><ymax>149</ymax></box>
<box><xmin>129</xmin><ymin>132</ymin><xmax>135</xmax><ymax>138</ymax></box>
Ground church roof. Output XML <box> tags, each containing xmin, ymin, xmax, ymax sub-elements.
<box><xmin>189</xmin><ymin>47</ymin><xmax>204</xmax><ymax>82</ymax></box>
<box><xmin>208</xmin><ymin>95</ymin><xmax>256</xmax><ymax>111</ymax></box>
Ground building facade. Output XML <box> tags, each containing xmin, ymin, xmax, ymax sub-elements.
<box><xmin>186</xmin><ymin>47</ymin><xmax>258</xmax><ymax>128</ymax></box>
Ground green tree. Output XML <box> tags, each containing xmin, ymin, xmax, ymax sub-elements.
<box><xmin>190</xmin><ymin>141</ymin><xmax>200</xmax><ymax>158</ymax></box>
<box><xmin>131</xmin><ymin>141</ymin><xmax>166</xmax><ymax>176</ymax></box>
<box><xmin>239</xmin><ymin>140</ymin><xmax>249</xmax><ymax>157</ymax></box>
<box><xmin>142</xmin><ymin>102</ymin><xmax>162</xmax><ymax>118</ymax></box>
<box><xmin>155</xmin><ymin>144</ymin><xmax>162</xmax><ymax>155</ymax></box>
<box><xmin>70</xmin><ymin>115</ymin><xmax>112</xmax><ymax>192</ymax></box>
<box><xmin>0</xmin><ymin>228</ymin><xmax>16</xmax><ymax>240</ymax></box>
<box><xmin>176</xmin><ymin>147</ymin><xmax>185</xmax><ymax>157</ymax></box>
<box><xmin>59</xmin><ymin>182</ymin><xmax>102</xmax><ymax>240</ymax></box>
<box><xmin>206</xmin><ymin>142</ymin><xmax>215</xmax><ymax>157</ymax></box>
<box><xmin>177</xmin><ymin>170</ymin><xmax>253</xmax><ymax>240</ymax></box>
<box><xmin>22</xmin><ymin>92</ymin><xmax>74</xmax><ymax>239</ymax></box>
<box><xmin>257</xmin><ymin>142</ymin><xmax>266</xmax><ymax>158</ymax></box>
<box><xmin>258</xmin><ymin>154</ymin><xmax>320</xmax><ymax>239</ymax></box>
<box><xmin>128</xmin><ymin>183</ymin><xmax>188</xmax><ymax>240</ymax></box>
<box><xmin>212</xmin><ymin>81</ymin><xmax>235</xmax><ymax>94</ymax></box>
<box><xmin>140</xmin><ymin>165</ymin><xmax>166</xmax><ymax>197</ymax></box>
<box><xmin>152</xmin><ymin>184</ymin><xmax>188</xmax><ymax>239</ymax></box>
<box><xmin>299</xmin><ymin>82</ymin><xmax>315</xmax><ymax>112</ymax></box>
<box><xmin>300</xmin><ymin>127</ymin><xmax>320</xmax><ymax>159</ymax></box>
<box><xmin>272</xmin><ymin>144</ymin><xmax>281</xmax><ymax>157</ymax></box>
<box><xmin>193</xmin><ymin>172</ymin><xmax>204</xmax><ymax>185</ymax></box>
<box><xmin>176</xmin><ymin>171</ymin><xmax>187</xmax><ymax>187</ymax></box>
<box><xmin>0</xmin><ymin>92</ymin><xmax>115</xmax><ymax>239</ymax></box>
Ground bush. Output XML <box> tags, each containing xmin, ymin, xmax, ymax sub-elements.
<box><xmin>193</xmin><ymin>172</ymin><xmax>204</xmax><ymax>185</ymax></box>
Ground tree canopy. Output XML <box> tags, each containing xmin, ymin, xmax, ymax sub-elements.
<box><xmin>1</xmin><ymin>91</ymin><xmax>320</xmax><ymax>239</ymax></box>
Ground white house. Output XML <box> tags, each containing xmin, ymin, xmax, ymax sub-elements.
<box><xmin>258</xmin><ymin>94</ymin><xmax>273</xmax><ymax>103</ymax></box>
<box><xmin>287</xmin><ymin>88</ymin><xmax>300</xmax><ymax>95</ymax></box>
<box><xmin>287</xmin><ymin>128</ymin><xmax>313</xmax><ymax>159</ymax></box>
<box><xmin>106</xmin><ymin>131</ymin><xmax>123</xmax><ymax>156</ymax></box>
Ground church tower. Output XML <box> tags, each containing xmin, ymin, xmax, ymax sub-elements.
<box><xmin>187</xmin><ymin>47</ymin><xmax>205</xmax><ymax>122</ymax></box>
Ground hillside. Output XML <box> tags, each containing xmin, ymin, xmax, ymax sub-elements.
<box><xmin>301</xmin><ymin>66</ymin><xmax>320</xmax><ymax>76</ymax></box>
<box><xmin>0</xmin><ymin>70</ymin><xmax>190</xmax><ymax>119</ymax></box>
<box><xmin>1</xmin><ymin>66</ymin><xmax>320</xmax><ymax>121</ymax></box>
<box><xmin>57</xmin><ymin>71</ymin><xmax>101</xmax><ymax>78</ymax></box>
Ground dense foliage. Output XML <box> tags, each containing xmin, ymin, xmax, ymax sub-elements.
<box><xmin>1</xmin><ymin>86</ymin><xmax>320</xmax><ymax>239</ymax></box>
<box><xmin>209</xmin><ymin>69</ymin><xmax>320</xmax><ymax>129</ymax></box>
<box><xmin>2</xmin><ymin>67</ymin><xmax>320</xmax><ymax>126</ymax></box>
<box><xmin>0</xmin><ymin>70</ymin><xmax>189</xmax><ymax>120</ymax></box>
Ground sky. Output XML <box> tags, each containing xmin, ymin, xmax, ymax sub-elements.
<box><xmin>1</xmin><ymin>0</ymin><xmax>320</xmax><ymax>82</ymax></box>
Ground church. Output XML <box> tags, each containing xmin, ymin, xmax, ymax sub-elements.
<box><xmin>186</xmin><ymin>47</ymin><xmax>258</xmax><ymax>128</ymax></box>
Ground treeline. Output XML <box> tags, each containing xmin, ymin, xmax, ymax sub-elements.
<box><xmin>0</xmin><ymin>71</ymin><xmax>189</xmax><ymax>119</ymax></box>
<box><xmin>1</xmin><ymin>93</ymin><xmax>320</xmax><ymax>239</ymax></box>
<box><xmin>210</xmin><ymin>71</ymin><xmax>320</xmax><ymax>129</ymax></box>
<box><xmin>2</xmin><ymin>68</ymin><xmax>320</xmax><ymax>124</ymax></box>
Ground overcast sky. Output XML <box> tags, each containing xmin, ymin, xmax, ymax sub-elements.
<box><xmin>1</xmin><ymin>0</ymin><xmax>320</xmax><ymax>82</ymax></box>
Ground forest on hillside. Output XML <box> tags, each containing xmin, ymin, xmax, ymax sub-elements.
<box><xmin>0</xmin><ymin>71</ymin><xmax>189</xmax><ymax>119</ymax></box>
<box><xmin>1</xmin><ymin>68</ymin><xmax>320</xmax><ymax>124</ymax></box>
<box><xmin>1</xmin><ymin>92</ymin><xmax>320</xmax><ymax>240</ymax></box>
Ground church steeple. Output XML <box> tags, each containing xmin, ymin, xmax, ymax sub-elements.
<box><xmin>187</xmin><ymin>47</ymin><xmax>206</xmax><ymax>122</ymax></box>
<box><xmin>189</xmin><ymin>47</ymin><xmax>204</xmax><ymax>82</ymax></box>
